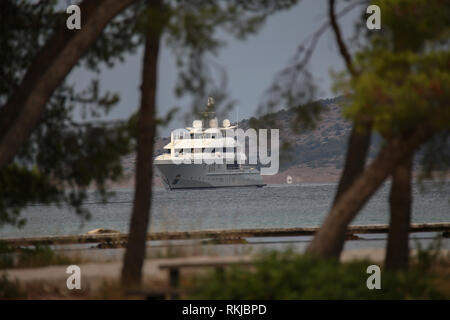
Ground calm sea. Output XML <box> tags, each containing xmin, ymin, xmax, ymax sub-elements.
<box><xmin>1</xmin><ymin>181</ymin><xmax>449</xmax><ymax>239</ymax></box>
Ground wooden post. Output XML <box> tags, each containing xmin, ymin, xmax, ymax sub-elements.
<box><xmin>216</xmin><ymin>266</ymin><xmax>225</xmax><ymax>279</ymax></box>
<box><xmin>168</xmin><ymin>268</ymin><xmax>180</xmax><ymax>300</ymax></box>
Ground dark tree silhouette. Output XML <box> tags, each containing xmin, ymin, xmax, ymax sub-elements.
<box><xmin>0</xmin><ymin>0</ymin><xmax>137</xmax><ymax>169</ymax></box>
<box><xmin>121</xmin><ymin>0</ymin><xmax>163</xmax><ymax>290</ymax></box>
<box><xmin>385</xmin><ymin>157</ymin><xmax>412</xmax><ymax>270</ymax></box>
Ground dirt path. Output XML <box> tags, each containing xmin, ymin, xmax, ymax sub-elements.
<box><xmin>5</xmin><ymin>247</ymin><xmax>448</xmax><ymax>299</ymax></box>
<box><xmin>4</xmin><ymin>249</ymin><xmax>387</xmax><ymax>289</ymax></box>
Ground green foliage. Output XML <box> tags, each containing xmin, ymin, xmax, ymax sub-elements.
<box><xmin>0</xmin><ymin>1</ymin><xmax>138</xmax><ymax>226</ymax></box>
<box><xmin>0</xmin><ymin>81</ymin><xmax>137</xmax><ymax>224</ymax></box>
<box><xmin>329</xmin><ymin>0</ymin><xmax>450</xmax><ymax>183</ymax></box>
<box><xmin>414</xmin><ymin>236</ymin><xmax>443</xmax><ymax>273</ymax></box>
<box><xmin>15</xmin><ymin>245</ymin><xmax>75</xmax><ymax>269</ymax></box>
<box><xmin>0</xmin><ymin>241</ymin><xmax>79</xmax><ymax>269</ymax></box>
<box><xmin>337</xmin><ymin>0</ymin><xmax>450</xmax><ymax>137</ymax></box>
<box><xmin>0</xmin><ymin>165</ymin><xmax>59</xmax><ymax>227</ymax></box>
<box><xmin>0</xmin><ymin>0</ymin><xmax>300</xmax><ymax>227</ymax></box>
<box><xmin>0</xmin><ymin>0</ymin><xmax>63</xmax><ymax>103</ymax></box>
<box><xmin>376</xmin><ymin>0</ymin><xmax>450</xmax><ymax>52</ymax></box>
<box><xmin>82</xmin><ymin>3</ymin><xmax>146</xmax><ymax>71</ymax></box>
<box><xmin>0</xmin><ymin>241</ymin><xmax>14</xmax><ymax>269</ymax></box>
<box><xmin>0</xmin><ymin>274</ymin><xmax>25</xmax><ymax>299</ymax></box>
<box><xmin>343</xmin><ymin>50</ymin><xmax>450</xmax><ymax>136</ymax></box>
<box><xmin>188</xmin><ymin>249</ymin><xmax>447</xmax><ymax>299</ymax></box>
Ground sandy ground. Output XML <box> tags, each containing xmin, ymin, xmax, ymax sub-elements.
<box><xmin>3</xmin><ymin>248</ymin><xmax>387</xmax><ymax>291</ymax></box>
<box><xmin>3</xmin><ymin>247</ymin><xmax>449</xmax><ymax>299</ymax></box>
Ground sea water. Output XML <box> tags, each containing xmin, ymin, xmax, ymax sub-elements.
<box><xmin>1</xmin><ymin>181</ymin><xmax>448</xmax><ymax>239</ymax></box>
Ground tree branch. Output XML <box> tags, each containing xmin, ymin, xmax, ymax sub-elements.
<box><xmin>329</xmin><ymin>0</ymin><xmax>357</xmax><ymax>77</ymax></box>
<box><xmin>0</xmin><ymin>0</ymin><xmax>137</xmax><ymax>168</ymax></box>
<box><xmin>328</xmin><ymin>0</ymin><xmax>371</xmax><ymax>205</ymax></box>
<box><xmin>307</xmin><ymin>125</ymin><xmax>435</xmax><ymax>258</ymax></box>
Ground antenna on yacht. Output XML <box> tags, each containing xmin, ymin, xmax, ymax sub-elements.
<box><xmin>207</xmin><ymin>96</ymin><xmax>214</xmax><ymax>107</ymax></box>
<box><xmin>200</xmin><ymin>96</ymin><xmax>216</xmax><ymax>124</ymax></box>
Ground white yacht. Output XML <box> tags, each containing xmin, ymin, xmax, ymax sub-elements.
<box><xmin>154</xmin><ymin>98</ymin><xmax>266</xmax><ymax>190</ymax></box>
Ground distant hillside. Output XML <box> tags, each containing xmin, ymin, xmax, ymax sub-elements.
<box><xmin>119</xmin><ymin>97</ymin><xmax>381</xmax><ymax>185</ymax></box>
<box><xmin>240</xmin><ymin>97</ymin><xmax>353</xmax><ymax>171</ymax></box>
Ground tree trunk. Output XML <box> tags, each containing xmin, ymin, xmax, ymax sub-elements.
<box><xmin>306</xmin><ymin>127</ymin><xmax>433</xmax><ymax>259</ymax></box>
<box><xmin>328</xmin><ymin>0</ymin><xmax>373</xmax><ymax>205</ymax></box>
<box><xmin>385</xmin><ymin>156</ymin><xmax>412</xmax><ymax>271</ymax></box>
<box><xmin>0</xmin><ymin>0</ymin><xmax>137</xmax><ymax>169</ymax></box>
<box><xmin>333</xmin><ymin>122</ymin><xmax>372</xmax><ymax>204</ymax></box>
<box><xmin>121</xmin><ymin>2</ymin><xmax>161</xmax><ymax>290</ymax></box>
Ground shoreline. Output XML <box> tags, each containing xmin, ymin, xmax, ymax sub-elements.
<box><xmin>103</xmin><ymin>168</ymin><xmax>450</xmax><ymax>190</ymax></box>
<box><xmin>2</xmin><ymin>222</ymin><xmax>450</xmax><ymax>245</ymax></box>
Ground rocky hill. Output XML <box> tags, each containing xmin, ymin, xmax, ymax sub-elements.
<box><xmin>119</xmin><ymin>97</ymin><xmax>381</xmax><ymax>186</ymax></box>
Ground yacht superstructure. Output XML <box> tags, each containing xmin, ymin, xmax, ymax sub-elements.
<box><xmin>154</xmin><ymin>98</ymin><xmax>266</xmax><ymax>190</ymax></box>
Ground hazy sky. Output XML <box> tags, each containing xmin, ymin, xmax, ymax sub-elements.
<box><xmin>68</xmin><ymin>0</ymin><xmax>365</xmax><ymax>136</ymax></box>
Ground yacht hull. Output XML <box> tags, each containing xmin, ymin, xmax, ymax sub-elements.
<box><xmin>154</xmin><ymin>162</ymin><xmax>266</xmax><ymax>190</ymax></box>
